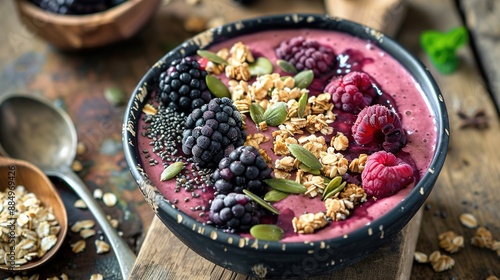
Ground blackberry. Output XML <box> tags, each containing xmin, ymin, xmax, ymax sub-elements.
<box><xmin>159</xmin><ymin>57</ymin><xmax>212</xmax><ymax>112</ymax></box>
<box><xmin>182</xmin><ymin>97</ymin><xmax>246</xmax><ymax>167</ymax></box>
<box><xmin>276</xmin><ymin>36</ymin><xmax>336</xmax><ymax>76</ymax></box>
<box><xmin>209</xmin><ymin>192</ymin><xmax>262</xmax><ymax>232</ymax></box>
<box><xmin>212</xmin><ymin>146</ymin><xmax>271</xmax><ymax>195</ymax></box>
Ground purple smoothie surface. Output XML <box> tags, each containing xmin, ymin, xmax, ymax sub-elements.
<box><xmin>137</xmin><ymin>29</ymin><xmax>437</xmax><ymax>242</ymax></box>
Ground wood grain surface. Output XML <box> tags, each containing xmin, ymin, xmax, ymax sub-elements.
<box><xmin>0</xmin><ymin>0</ymin><xmax>499</xmax><ymax>279</ymax></box>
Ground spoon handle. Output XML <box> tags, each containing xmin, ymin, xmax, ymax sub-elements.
<box><xmin>48</xmin><ymin>168</ymin><xmax>136</xmax><ymax>279</ymax></box>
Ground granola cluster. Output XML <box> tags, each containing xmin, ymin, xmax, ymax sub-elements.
<box><xmin>205</xmin><ymin>41</ymin><xmax>375</xmax><ymax>235</ymax></box>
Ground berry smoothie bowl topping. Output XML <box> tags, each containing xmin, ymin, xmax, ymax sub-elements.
<box><xmin>138</xmin><ymin>30</ymin><xmax>436</xmax><ymax>242</ymax></box>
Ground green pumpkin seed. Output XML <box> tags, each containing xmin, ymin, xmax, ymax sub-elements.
<box><xmin>263</xmin><ymin>102</ymin><xmax>287</xmax><ymax>126</ymax></box>
<box><xmin>294</xmin><ymin>70</ymin><xmax>314</xmax><ymax>89</ymax></box>
<box><xmin>196</xmin><ymin>50</ymin><xmax>229</xmax><ymax>65</ymax></box>
<box><xmin>280</xmin><ymin>75</ymin><xmax>292</xmax><ymax>81</ymax></box>
<box><xmin>243</xmin><ymin>189</ymin><xmax>280</xmax><ymax>215</ymax></box>
<box><xmin>297</xmin><ymin>92</ymin><xmax>308</xmax><ymax>118</ymax></box>
<box><xmin>104</xmin><ymin>87</ymin><xmax>126</xmax><ymax>106</ymax></box>
<box><xmin>250</xmin><ymin>103</ymin><xmax>265</xmax><ymax>125</ymax></box>
<box><xmin>323</xmin><ymin>181</ymin><xmax>347</xmax><ymax>201</ymax></box>
<box><xmin>206</xmin><ymin>75</ymin><xmax>231</xmax><ymax>98</ymax></box>
<box><xmin>276</xmin><ymin>59</ymin><xmax>298</xmax><ymax>74</ymax></box>
<box><xmin>287</xmin><ymin>144</ymin><xmax>322</xmax><ymax>170</ymax></box>
<box><xmin>298</xmin><ymin>163</ymin><xmax>311</xmax><ymax>172</ymax></box>
<box><xmin>160</xmin><ymin>162</ymin><xmax>184</xmax><ymax>181</ymax></box>
<box><xmin>249</xmin><ymin>57</ymin><xmax>273</xmax><ymax>76</ymax></box>
<box><xmin>250</xmin><ymin>224</ymin><xmax>284</xmax><ymax>241</ymax></box>
<box><xmin>263</xmin><ymin>178</ymin><xmax>307</xmax><ymax>194</ymax></box>
<box><xmin>264</xmin><ymin>189</ymin><xmax>289</xmax><ymax>202</ymax></box>
<box><xmin>322</xmin><ymin>176</ymin><xmax>342</xmax><ymax>200</ymax></box>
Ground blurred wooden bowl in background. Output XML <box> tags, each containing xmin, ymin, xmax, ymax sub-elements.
<box><xmin>14</xmin><ymin>0</ymin><xmax>162</xmax><ymax>50</ymax></box>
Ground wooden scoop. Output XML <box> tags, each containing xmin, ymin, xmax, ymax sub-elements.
<box><xmin>0</xmin><ymin>157</ymin><xmax>68</xmax><ymax>271</ymax></box>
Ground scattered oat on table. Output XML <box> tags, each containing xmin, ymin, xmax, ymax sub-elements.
<box><xmin>74</xmin><ymin>199</ymin><xmax>87</xmax><ymax>209</ymax></box>
<box><xmin>71</xmin><ymin>240</ymin><xmax>86</xmax><ymax>254</ymax></box>
<box><xmin>93</xmin><ymin>188</ymin><xmax>103</xmax><ymax>199</ymax></box>
<box><xmin>95</xmin><ymin>240</ymin><xmax>110</xmax><ymax>254</ymax></box>
<box><xmin>90</xmin><ymin>274</ymin><xmax>104</xmax><ymax>280</ymax></box>
<box><xmin>103</xmin><ymin>192</ymin><xmax>117</xmax><ymax>207</ymax></box>
<box><xmin>71</xmin><ymin>219</ymin><xmax>95</xmax><ymax>232</ymax></box>
<box><xmin>438</xmin><ymin>231</ymin><xmax>464</xmax><ymax>253</ymax></box>
<box><xmin>459</xmin><ymin>213</ymin><xmax>478</xmax><ymax>228</ymax></box>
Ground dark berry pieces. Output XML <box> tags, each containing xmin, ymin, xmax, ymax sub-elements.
<box><xmin>30</xmin><ymin>0</ymin><xmax>127</xmax><ymax>15</ymax></box>
<box><xmin>212</xmin><ymin>146</ymin><xmax>272</xmax><ymax>195</ymax></box>
<box><xmin>182</xmin><ymin>98</ymin><xmax>246</xmax><ymax>167</ymax></box>
<box><xmin>361</xmin><ymin>151</ymin><xmax>414</xmax><ymax>198</ymax></box>
<box><xmin>275</xmin><ymin>36</ymin><xmax>336</xmax><ymax>76</ymax></box>
<box><xmin>159</xmin><ymin>57</ymin><xmax>212</xmax><ymax>112</ymax></box>
<box><xmin>335</xmin><ymin>49</ymin><xmax>374</xmax><ymax>75</ymax></box>
<box><xmin>324</xmin><ymin>71</ymin><xmax>377</xmax><ymax>114</ymax></box>
<box><xmin>209</xmin><ymin>192</ymin><xmax>262</xmax><ymax>232</ymax></box>
<box><xmin>351</xmin><ymin>104</ymin><xmax>407</xmax><ymax>153</ymax></box>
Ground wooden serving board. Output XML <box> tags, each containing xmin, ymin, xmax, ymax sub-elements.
<box><xmin>130</xmin><ymin>0</ymin><xmax>419</xmax><ymax>279</ymax></box>
<box><xmin>130</xmin><ymin>210</ymin><xmax>422</xmax><ymax>279</ymax></box>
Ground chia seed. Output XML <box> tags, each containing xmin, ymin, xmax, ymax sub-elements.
<box><xmin>184</xmin><ymin>197</ymin><xmax>190</xmax><ymax>202</ymax></box>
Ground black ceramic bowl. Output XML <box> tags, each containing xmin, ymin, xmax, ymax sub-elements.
<box><xmin>123</xmin><ymin>14</ymin><xmax>449</xmax><ymax>278</ymax></box>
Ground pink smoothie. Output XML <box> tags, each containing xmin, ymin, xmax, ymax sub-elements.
<box><xmin>138</xmin><ymin>29</ymin><xmax>436</xmax><ymax>243</ymax></box>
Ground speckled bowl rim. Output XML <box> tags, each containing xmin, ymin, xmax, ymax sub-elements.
<box><xmin>123</xmin><ymin>14</ymin><xmax>449</xmax><ymax>255</ymax></box>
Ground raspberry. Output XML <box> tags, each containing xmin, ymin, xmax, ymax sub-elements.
<box><xmin>361</xmin><ymin>151</ymin><xmax>414</xmax><ymax>198</ymax></box>
<box><xmin>182</xmin><ymin>98</ymin><xmax>246</xmax><ymax>167</ymax></box>
<box><xmin>209</xmin><ymin>193</ymin><xmax>262</xmax><ymax>232</ymax></box>
<box><xmin>212</xmin><ymin>146</ymin><xmax>272</xmax><ymax>195</ymax></box>
<box><xmin>159</xmin><ymin>57</ymin><xmax>212</xmax><ymax>112</ymax></box>
<box><xmin>351</xmin><ymin>104</ymin><xmax>407</xmax><ymax>153</ymax></box>
<box><xmin>324</xmin><ymin>71</ymin><xmax>377</xmax><ymax>113</ymax></box>
<box><xmin>275</xmin><ymin>36</ymin><xmax>335</xmax><ymax>76</ymax></box>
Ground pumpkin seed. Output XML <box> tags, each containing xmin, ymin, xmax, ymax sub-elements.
<box><xmin>297</xmin><ymin>92</ymin><xmax>308</xmax><ymax>118</ymax></box>
<box><xmin>250</xmin><ymin>224</ymin><xmax>284</xmax><ymax>241</ymax></box>
<box><xmin>294</xmin><ymin>70</ymin><xmax>314</xmax><ymax>89</ymax></box>
<box><xmin>264</xmin><ymin>189</ymin><xmax>289</xmax><ymax>202</ymax></box>
<box><xmin>249</xmin><ymin>57</ymin><xmax>273</xmax><ymax>76</ymax></box>
<box><xmin>104</xmin><ymin>86</ymin><xmax>126</xmax><ymax>106</ymax></box>
<box><xmin>196</xmin><ymin>49</ymin><xmax>229</xmax><ymax>65</ymax></box>
<box><xmin>160</xmin><ymin>162</ymin><xmax>184</xmax><ymax>181</ymax></box>
<box><xmin>280</xmin><ymin>75</ymin><xmax>292</xmax><ymax>81</ymax></box>
<box><xmin>263</xmin><ymin>102</ymin><xmax>287</xmax><ymax>126</ymax></box>
<box><xmin>263</xmin><ymin>178</ymin><xmax>307</xmax><ymax>194</ymax></box>
<box><xmin>206</xmin><ymin>74</ymin><xmax>231</xmax><ymax>98</ymax></box>
<box><xmin>243</xmin><ymin>189</ymin><xmax>280</xmax><ymax>215</ymax></box>
<box><xmin>276</xmin><ymin>59</ymin><xmax>298</xmax><ymax>74</ymax></box>
<box><xmin>287</xmin><ymin>144</ymin><xmax>322</xmax><ymax>170</ymax></box>
<box><xmin>322</xmin><ymin>176</ymin><xmax>342</xmax><ymax>200</ymax></box>
<box><xmin>323</xmin><ymin>182</ymin><xmax>346</xmax><ymax>200</ymax></box>
<box><xmin>298</xmin><ymin>163</ymin><xmax>311</xmax><ymax>172</ymax></box>
<box><xmin>250</xmin><ymin>103</ymin><xmax>265</xmax><ymax>125</ymax></box>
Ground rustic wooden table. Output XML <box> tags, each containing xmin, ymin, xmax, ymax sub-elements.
<box><xmin>0</xmin><ymin>0</ymin><xmax>499</xmax><ymax>279</ymax></box>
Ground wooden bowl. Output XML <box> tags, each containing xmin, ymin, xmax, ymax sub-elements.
<box><xmin>0</xmin><ymin>157</ymin><xmax>68</xmax><ymax>271</ymax></box>
<box><xmin>14</xmin><ymin>0</ymin><xmax>162</xmax><ymax>50</ymax></box>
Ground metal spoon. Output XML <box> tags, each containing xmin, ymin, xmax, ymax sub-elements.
<box><xmin>0</xmin><ymin>93</ymin><xmax>136</xmax><ymax>279</ymax></box>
